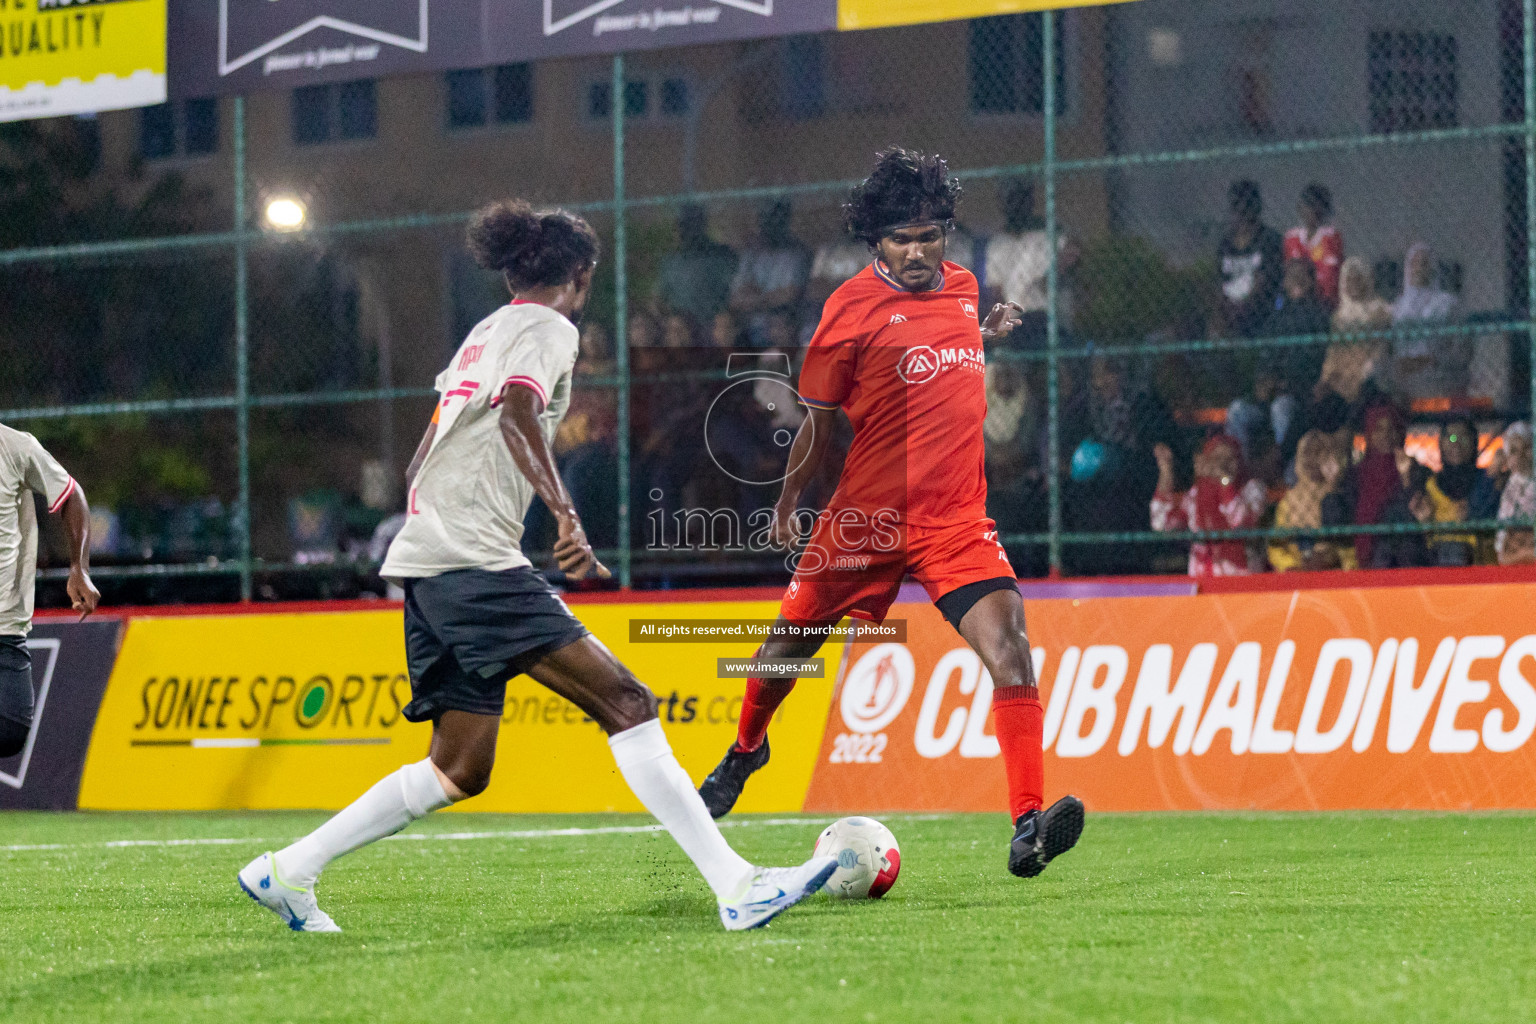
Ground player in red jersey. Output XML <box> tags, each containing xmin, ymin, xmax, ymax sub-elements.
<box><xmin>698</xmin><ymin>149</ymin><xmax>1084</xmax><ymax>878</ymax></box>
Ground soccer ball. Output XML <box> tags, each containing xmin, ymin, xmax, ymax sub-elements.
<box><xmin>812</xmin><ymin>816</ymin><xmax>901</xmax><ymax>899</ymax></box>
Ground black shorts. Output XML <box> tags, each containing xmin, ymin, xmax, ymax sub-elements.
<box><xmin>0</xmin><ymin>634</ymin><xmax>33</xmax><ymax>729</ymax></box>
<box><xmin>401</xmin><ymin>566</ymin><xmax>591</xmax><ymax>723</ymax></box>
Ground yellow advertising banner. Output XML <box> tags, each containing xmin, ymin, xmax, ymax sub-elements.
<box><xmin>0</xmin><ymin>0</ymin><xmax>166</xmax><ymax>123</ymax></box>
<box><xmin>838</xmin><ymin>0</ymin><xmax>1139</xmax><ymax>32</ymax></box>
<box><xmin>77</xmin><ymin>600</ymin><xmax>832</xmax><ymax>814</ymax></box>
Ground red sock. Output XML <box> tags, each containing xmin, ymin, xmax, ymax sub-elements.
<box><xmin>735</xmin><ymin>669</ymin><xmax>795</xmax><ymax>753</ymax></box>
<box><xmin>991</xmin><ymin>684</ymin><xmax>1043</xmax><ymax>822</ymax></box>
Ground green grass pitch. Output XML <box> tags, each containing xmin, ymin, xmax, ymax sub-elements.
<box><xmin>3</xmin><ymin>810</ymin><xmax>1533</xmax><ymax>1023</ymax></box>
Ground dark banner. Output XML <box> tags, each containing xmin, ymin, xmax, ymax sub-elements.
<box><xmin>170</xmin><ymin>0</ymin><xmax>835</xmax><ymax>97</ymax></box>
<box><xmin>0</xmin><ymin>620</ymin><xmax>121</xmax><ymax>811</ymax></box>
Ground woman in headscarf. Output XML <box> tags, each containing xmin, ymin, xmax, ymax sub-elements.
<box><xmin>1390</xmin><ymin>242</ymin><xmax>1466</xmax><ymax>399</ymax></box>
<box><xmin>1392</xmin><ymin>243</ymin><xmax>1457</xmax><ymax>323</ymax></box>
<box><xmin>1424</xmin><ymin>417</ymin><xmax>1492</xmax><ymax>566</ymax></box>
<box><xmin>1312</xmin><ymin>257</ymin><xmax>1392</xmax><ymax>432</ymax></box>
<box><xmin>1350</xmin><ymin>403</ymin><xmax>1408</xmax><ymax>566</ymax></box>
<box><xmin>1268</xmin><ymin>430</ymin><xmax>1355</xmax><ymax>571</ymax></box>
<box><xmin>1497</xmin><ymin>421</ymin><xmax>1535</xmax><ymax>565</ymax></box>
<box><xmin>1151</xmin><ymin>434</ymin><xmax>1269</xmax><ymax>576</ymax></box>
<box><xmin>1332</xmin><ymin>255</ymin><xmax>1394</xmax><ymax>332</ymax></box>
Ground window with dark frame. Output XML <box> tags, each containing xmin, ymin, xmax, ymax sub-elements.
<box><xmin>969</xmin><ymin>13</ymin><xmax>1066</xmax><ymax>116</ymax></box>
<box><xmin>139</xmin><ymin>99</ymin><xmax>220</xmax><ymax>160</ymax></box>
<box><xmin>1368</xmin><ymin>31</ymin><xmax>1458</xmax><ymax>134</ymax></box>
<box><xmin>292</xmin><ymin>80</ymin><xmax>377</xmax><ymax>146</ymax></box>
<box><xmin>445</xmin><ymin>64</ymin><xmax>534</xmax><ymax>129</ymax></box>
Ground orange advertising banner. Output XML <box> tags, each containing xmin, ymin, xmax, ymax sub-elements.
<box><xmin>804</xmin><ymin>584</ymin><xmax>1536</xmax><ymax>813</ymax></box>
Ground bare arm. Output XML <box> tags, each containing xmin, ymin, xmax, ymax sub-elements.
<box><xmin>769</xmin><ymin>405</ymin><xmax>840</xmax><ymax>548</ymax></box>
<box><xmin>498</xmin><ymin>387</ymin><xmax>609</xmax><ymax>580</ymax></box>
<box><xmin>405</xmin><ymin>418</ymin><xmax>437</xmax><ymax>491</ymax></box>
<box><xmin>57</xmin><ymin>486</ymin><xmax>99</xmax><ymax>620</ymax></box>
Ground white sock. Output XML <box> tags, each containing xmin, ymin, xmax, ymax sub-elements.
<box><xmin>609</xmin><ymin>719</ymin><xmax>754</xmax><ymax>900</ymax></box>
<box><xmin>274</xmin><ymin>758</ymin><xmax>451</xmax><ymax>889</ymax></box>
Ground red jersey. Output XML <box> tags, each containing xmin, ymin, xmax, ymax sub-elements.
<box><xmin>1283</xmin><ymin>224</ymin><xmax>1343</xmax><ymax>305</ymax></box>
<box><xmin>798</xmin><ymin>259</ymin><xmax>988</xmax><ymax>527</ymax></box>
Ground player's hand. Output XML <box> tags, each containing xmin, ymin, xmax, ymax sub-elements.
<box><xmin>980</xmin><ymin>301</ymin><xmax>1025</xmax><ymax>340</ymax></box>
<box><xmin>1153</xmin><ymin>443</ymin><xmax>1175</xmax><ymax>471</ymax></box>
<box><xmin>554</xmin><ymin>515</ymin><xmax>611</xmax><ymax>581</ymax></box>
<box><xmin>67</xmin><ymin>567</ymin><xmax>99</xmax><ymax>621</ymax></box>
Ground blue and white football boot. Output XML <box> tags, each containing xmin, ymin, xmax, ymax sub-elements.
<box><xmin>718</xmin><ymin>855</ymin><xmax>838</xmax><ymax>931</ymax></box>
<box><xmin>237</xmin><ymin>852</ymin><xmax>342</xmax><ymax>933</ymax></box>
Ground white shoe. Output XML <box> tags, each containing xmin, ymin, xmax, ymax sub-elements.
<box><xmin>718</xmin><ymin>855</ymin><xmax>838</xmax><ymax>931</ymax></box>
<box><xmin>237</xmin><ymin>852</ymin><xmax>341</xmax><ymax>933</ymax></box>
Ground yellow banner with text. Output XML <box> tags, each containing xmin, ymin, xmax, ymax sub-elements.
<box><xmin>0</xmin><ymin>0</ymin><xmax>166</xmax><ymax>123</ymax></box>
<box><xmin>837</xmin><ymin>0</ymin><xmax>1139</xmax><ymax>32</ymax></box>
<box><xmin>77</xmin><ymin>601</ymin><xmax>833</xmax><ymax>813</ymax></box>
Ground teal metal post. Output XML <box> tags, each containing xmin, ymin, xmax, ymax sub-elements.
<box><xmin>1526</xmin><ymin>0</ymin><xmax>1535</xmax><ymax>521</ymax></box>
<box><xmin>1043</xmin><ymin>9</ymin><xmax>1062</xmax><ymax>575</ymax></box>
<box><xmin>234</xmin><ymin>97</ymin><xmax>253</xmax><ymax>601</ymax></box>
<box><xmin>613</xmin><ymin>55</ymin><xmax>632</xmax><ymax>588</ymax></box>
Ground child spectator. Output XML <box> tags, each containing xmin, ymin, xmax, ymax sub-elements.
<box><xmin>1216</xmin><ymin>180</ymin><xmax>1285</xmax><ymax>339</ymax></box>
<box><xmin>1151</xmin><ymin>434</ymin><xmax>1269</xmax><ymax>577</ymax></box>
<box><xmin>1496</xmin><ymin>421</ymin><xmax>1535</xmax><ymax>565</ymax></box>
<box><xmin>1268</xmin><ymin>430</ymin><xmax>1355</xmax><ymax>571</ymax></box>
<box><xmin>1392</xmin><ymin>243</ymin><xmax>1458</xmax><ymax>323</ymax></box>
<box><xmin>1283</xmin><ymin>183</ymin><xmax>1344</xmax><ymax>306</ymax></box>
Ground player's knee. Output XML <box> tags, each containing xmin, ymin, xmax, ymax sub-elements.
<box><xmin>446</xmin><ymin>760</ymin><xmax>493</xmax><ymax>798</ymax></box>
<box><xmin>606</xmin><ymin>672</ymin><xmax>658</xmax><ymax>734</ymax></box>
<box><xmin>0</xmin><ymin>717</ymin><xmax>28</xmax><ymax>759</ymax></box>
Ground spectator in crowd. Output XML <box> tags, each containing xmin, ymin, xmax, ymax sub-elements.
<box><xmin>1283</xmin><ymin>183</ymin><xmax>1344</xmax><ymax>306</ymax></box>
<box><xmin>1496</xmin><ymin>421</ymin><xmax>1535</xmax><ymax>565</ymax></box>
<box><xmin>983</xmin><ymin>179</ymin><xmax>1076</xmax><ymax>349</ymax></box>
<box><xmin>1392</xmin><ymin>243</ymin><xmax>1458</xmax><ymax>324</ymax></box>
<box><xmin>662</xmin><ymin>313</ymin><xmax>701</xmax><ymax>348</ymax></box>
<box><xmin>800</xmin><ymin>236</ymin><xmax>870</xmax><ymax>343</ymax></box>
<box><xmin>1061</xmin><ymin>356</ymin><xmax>1177</xmax><ymax>575</ymax></box>
<box><xmin>729</xmin><ymin>200</ymin><xmax>810</xmax><ymax>348</ymax></box>
<box><xmin>1216</xmin><ymin>180</ymin><xmax>1284</xmax><ymax>339</ymax></box>
<box><xmin>983</xmin><ymin>356</ymin><xmax>1043</xmax><ymax>540</ymax></box>
<box><xmin>654</xmin><ymin>204</ymin><xmax>738</xmax><ymax>327</ymax></box>
<box><xmin>1262</xmin><ymin>258</ymin><xmax>1332</xmax><ymax>397</ymax></box>
<box><xmin>1312</xmin><ymin>257</ymin><xmax>1392</xmax><ymax>432</ymax></box>
<box><xmin>1151</xmin><ymin>434</ymin><xmax>1269</xmax><ymax>577</ymax></box>
<box><xmin>1332</xmin><ymin>256</ymin><xmax>1394</xmax><ymax>332</ymax></box>
<box><xmin>1268</xmin><ymin>430</ymin><xmax>1354</xmax><ymax>571</ymax></box>
<box><xmin>710</xmin><ymin>311</ymin><xmax>744</xmax><ymax>348</ymax></box>
<box><xmin>1424</xmin><ymin>417</ymin><xmax>1495</xmax><ymax>566</ymax></box>
<box><xmin>1390</xmin><ymin>242</ymin><xmax>1466</xmax><ymax>400</ymax></box>
<box><xmin>1348</xmin><ymin>403</ymin><xmax>1409</xmax><ymax>566</ymax></box>
<box><xmin>1227</xmin><ymin>364</ymin><xmax>1303</xmax><ymax>471</ymax></box>
<box><xmin>1369</xmin><ymin>459</ymin><xmax>1434</xmax><ymax>569</ymax></box>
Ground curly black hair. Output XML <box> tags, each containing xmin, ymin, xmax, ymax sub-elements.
<box><xmin>842</xmin><ymin>147</ymin><xmax>962</xmax><ymax>246</ymax></box>
<box><xmin>466</xmin><ymin>200</ymin><xmax>600</xmax><ymax>291</ymax></box>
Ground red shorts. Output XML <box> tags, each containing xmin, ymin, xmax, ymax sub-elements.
<box><xmin>779</xmin><ymin>513</ymin><xmax>1014</xmax><ymax>625</ymax></box>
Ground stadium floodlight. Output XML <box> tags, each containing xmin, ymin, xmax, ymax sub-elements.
<box><xmin>263</xmin><ymin>196</ymin><xmax>308</xmax><ymax>232</ymax></box>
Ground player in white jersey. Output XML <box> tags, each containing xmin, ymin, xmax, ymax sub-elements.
<box><xmin>0</xmin><ymin>424</ymin><xmax>99</xmax><ymax>758</ymax></box>
<box><xmin>239</xmin><ymin>201</ymin><xmax>834</xmax><ymax>933</ymax></box>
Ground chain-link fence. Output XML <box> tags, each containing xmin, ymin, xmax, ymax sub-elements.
<box><xmin>4</xmin><ymin>0</ymin><xmax>1535</xmax><ymax>606</ymax></box>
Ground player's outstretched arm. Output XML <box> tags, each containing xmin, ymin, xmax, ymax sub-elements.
<box><xmin>56</xmin><ymin>484</ymin><xmax>99</xmax><ymax>620</ymax></box>
<box><xmin>497</xmin><ymin>385</ymin><xmax>610</xmax><ymax>580</ymax></box>
<box><xmin>769</xmin><ymin>405</ymin><xmax>839</xmax><ymax>549</ymax></box>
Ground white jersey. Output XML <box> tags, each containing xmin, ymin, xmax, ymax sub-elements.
<box><xmin>0</xmin><ymin>424</ymin><xmax>75</xmax><ymax>636</ymax></box>
<box><xmin>382</xmin><ymin>301</ymin><xmax>579</xmax><ymax>580</ymax></box>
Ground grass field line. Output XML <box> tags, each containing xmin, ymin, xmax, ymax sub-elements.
<box><xmin>0</xmin><ymin>814</ymin><xmax>949</xmax><ymax>854</ymax></box>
